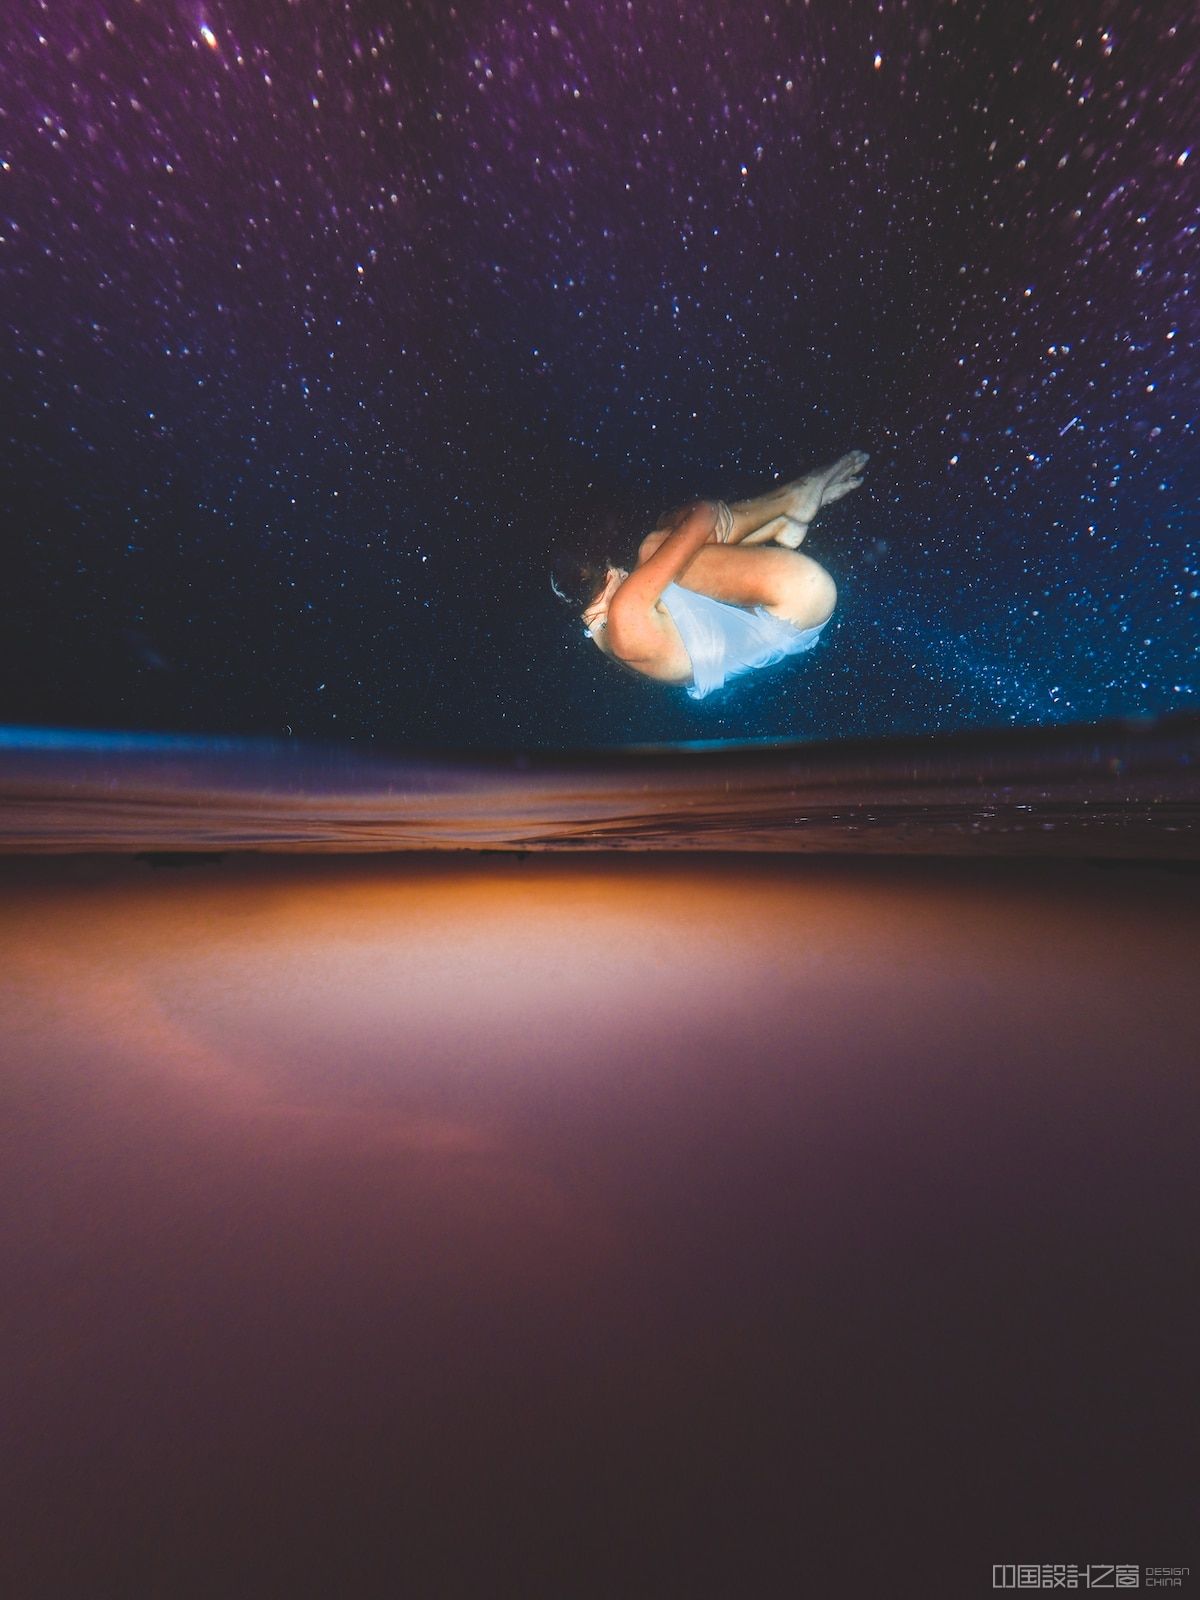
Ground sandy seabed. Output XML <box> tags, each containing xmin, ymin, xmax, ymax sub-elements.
<box><xmin>1</xmin><ymin>852</ymin><xmax>1195</xmax><ymax>1597</ymax></box>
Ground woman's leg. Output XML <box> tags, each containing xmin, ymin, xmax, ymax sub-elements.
<box><xmin>640</xmin><ymin>452</ymin><xmax>870</xmax><ymax>559</ymax></box>
<box><xmin>664</xmin><ymin>544</ymin><xmax>838</xmax><ymax>628</ymax></box>
<box><xmin>734</xmin><ymin>513</ymin><xmax>801</xmax><ymax>548</ymax></box>
<box><xmin>736</xmin><ymin>452</ymin><xmax>868</xmax><ymax>547</ymax></box>
<box><xmin>628</xmin><ymin>452</ymin><xmax>862</xmax><ymax>619</ymax></box>
<box><xmin>644</xmin><ymin>495</ymin><xmax>798</xmax><ymax>554</ymax></box>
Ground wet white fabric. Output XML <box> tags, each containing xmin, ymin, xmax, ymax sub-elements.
<box><xmin>660</xmin><ymin>580</ymin><xmax>830</xmax><ymax>700</ymax></box>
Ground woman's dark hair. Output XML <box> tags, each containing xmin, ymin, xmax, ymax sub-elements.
<box><xmin>548</xmin><ymin>547</ymin><xmax>614</xmax><ymax>611</ymax></box>
<box><xmin>547</xmin><ymin>487</ymin><xmax>660</xmax><ymax>611</ymax></box>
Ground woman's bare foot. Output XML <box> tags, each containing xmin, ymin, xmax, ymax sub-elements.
<box><xmin>771</xmin><ymin>451</ymin><xmax>869</xmax><ymax>547</ymax></box>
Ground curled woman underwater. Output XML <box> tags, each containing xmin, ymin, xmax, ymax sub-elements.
<box><xmin>549</xmin><ymin>452</ymin><xmax>868</xmax><ymax>700</ymax></box>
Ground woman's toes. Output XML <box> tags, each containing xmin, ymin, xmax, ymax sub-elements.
<box><xmin>820</xmin><ymin>480</ymin><xmax>858</xmax><ymax>506</ymax></box>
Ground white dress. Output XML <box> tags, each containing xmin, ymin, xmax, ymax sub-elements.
<box><xmin>659</xmin><ymin>580</ymin><xmax>831</xmax><ymax>700</ymax></box>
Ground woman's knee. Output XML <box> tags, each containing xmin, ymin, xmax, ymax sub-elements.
<box><xmin>772</xmin><ymin>554</ymin><xmax>837</xmax><ymax>628</ymax></box>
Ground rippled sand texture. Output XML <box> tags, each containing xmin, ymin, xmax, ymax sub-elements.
<box><xmin>1</xmin><ymin>852</ymin><xmax>1195</xmax><ymax>1595</ymax></box>
<box><xmin>1</xmin><ymin>713</ymin><xmax>1198</xmax><ymax>855</ymax></box>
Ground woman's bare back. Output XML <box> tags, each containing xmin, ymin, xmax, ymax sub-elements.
<box><xmin>593</xmin><ymin>596</ymin><xmax>694</xmax><ymax>685</ymax></box>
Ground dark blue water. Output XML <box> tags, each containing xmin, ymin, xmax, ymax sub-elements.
<box><xmin>1</xmin><ymin>0</ymin><xmax>1195</xmax><ymax>750</ymax></box>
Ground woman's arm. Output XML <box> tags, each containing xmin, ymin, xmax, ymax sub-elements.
<box><xmin>607</xmin><ymin>502</ymin><xmax>718</xmax><ymax>643</ymax></box>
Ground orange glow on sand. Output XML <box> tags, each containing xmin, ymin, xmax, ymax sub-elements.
<box><xmin>1</xmin><ymin>852</ymin><xmax>1196</xmax><ymax>1593</ymax></box>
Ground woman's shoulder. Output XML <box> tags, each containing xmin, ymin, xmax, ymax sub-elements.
<box><xmin>602</xmin><ymin>600</ymin><xmax>693</xmax><ymax>685</ymax></box>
